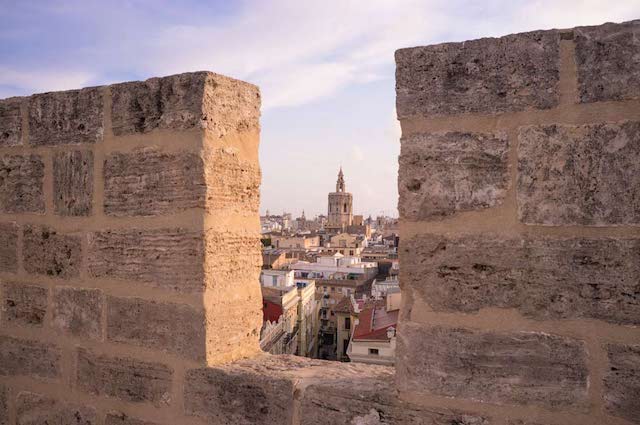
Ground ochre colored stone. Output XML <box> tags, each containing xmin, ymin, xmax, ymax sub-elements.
<box><xmin>0</xmin><ymin>384</ymin><xmax>7</xmax><ymax>425</ymax></box>
<box><xmin>604</xmin><ymin>344</ymin><xmax>640</xmax><ymax>424</ymax></box>
<box><xmin>16</xmin><ymin>392</ymin><xmax>96</xmax><ymax>425</ymax></box>
<box><xmin>396</xmin><ymin>324</ymin><xmax>588</xmax><ymax>409</ymax></box>
<box><xmin>0</xmin><ymin>335</ymin><xmax>60</xmax><ymax>380</ymax></box>
<box><xmin>52</xmin><ymin>287</ymin><xmax>103</xmax><ymax>340</ymax></box>
<box><xmin>87</xmin><ymin>228</ymin><xmax>204</xmax><ymax>292</ymax></box>
<box><xmin>28</xmin><ymin>87</ymin><xmax>103</xmax><ymax>146</ymax></box>
<box><xmin>23</xmin><ymin>225</ymin><xmax>82</xmax><ymax>279</ymax></box>
<box><xmin>518</xmin><ymin>121</ymin><xmax>640</xmax><ymax>225</ymax></box>
<box><xmin>403</xmin><ymin>234</ymin><xmax>640</xmax><ymax>325</ymax></box>
<box><xmin>395</xmin><ymin>30</ymin><xmax>559</xmax><ymax>118</ymax></box>
<box><xmin>204</xmin><ymin>148</ymin><xmax>261</xmax><ymax>214</ymax></box>
<box><xmin>53</xmin><ymin>150</ymin><xmax>93</xmax><ymax>216</ymax></box>
<box><xmin>0</xmin><ymin>98</ymin><xmax>22</xmax><ymax>147</ymax></box>
<box><xmin>106</xmin><ymin>296</ymin><xmax>205</xmax><ymax>361</ymax></box>
<box><xmin>104</xmin><ymin>148</ymin><xmax>205</xmax><ymax>216</ymax></box>
<box><xmin>399</xmin><ymin>131</ymin><xmax>509</xmax><ymax>220</ymax></box>
<box><xmin>0</xmin><ymin>155</ymin><xmax>44</xmax><ymax>214</ymax></box>
<box><xmin>2</xmin><ymin>282</ymin><xmax>47</xmax><ymax>327</ymax></box>
<box><xmin>0</xmin><ymin>223</ymin><xmax>18</xmax><ymax>273</ymax></box>
<box><xmin>575</xmin><ymin>20</ymin><xmax>640</xmax><ymax>103</ymax></box>
<box><xmin>105</xmin><ymin>413</ymin><xmax>161</xmax><ymax>425</ymax></box>
<box><xmin>76</xmin><ymin>348</ymin><xmax>172</xmax><ymax>405</ymax></box>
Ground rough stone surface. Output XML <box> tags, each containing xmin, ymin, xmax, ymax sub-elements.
<box><xmin>0</xmin><ymin>98</ymin><xmax>22</xmax><ymax>147</ymax></box>
<box><xmin>0</xmin><ymin>223</ymin><xmax>18</xmax><ymax>273</ymax></box>
<box><xmin>575</xmin><ymin>20</ymin><xmax>640</xmax><ymax>103</ymax></box>
<box><xmin>106</xmin><ymin>296</ymin><xmax>205</xmax><ymax>361</ymax></box>
<box><xmin>395</xmin><ymin>30</ymin><xmax>559</xmax><ymax>118</ymax></box>
<box><xmin>0</xmin><ymin>335</ymin><xmax>60</xmax><ymax>380</ymax></box>
<box><xmin>23</xmin><ymin>225</ymin><xmax>82</xmax><ymax>279</ymax></box>
<box><xmin>403</xmin><ymin>234</ymin><xmax>640</xmax><ymax>325</ymax></box>
<box><xmin>204</xmin><ymin>231</ymin><xmax>261</xmax><ymax>290</ymax></box>
<box><xmin>604</xmin><ymin>344</ymin><xmax>640</xmax><ymax>423</ymax></box>
<box><xmin>87</xmin><ymin>228</ymin><xmax>204</xmax><ymax>292</ymax></box>
<box><xmin>184</xmin><ymin>367</ymin><xmax>294</xmax><ymax>424</ymax></box>
<box><xmin>28</xmin><ymin>87</ymin><xmax>103</xmax><ymax>146</ymax></box>
<box><xmin>0</xmin><ymin>155</ymin><xmax>45</xmax><ymax>214</ymax></box>
<box><xmin>104</xmin><ymin>148</ymin><xmax>205</xmax><ymax>216</ymax></box>
<box><xmin>518</xmin><ymin>121</ymin><xmax>640</xmax><ymax>225</ymax></box>
<box><xmin>205</xmin><ymin>148</ymin><xmax>261</xmax><ymax>214</ymax></box>
<box><xmin>16</xmin><ymin>392</ymin><xmax>97</xmax><ymax>425</ymax></box>
<box><xmin>105</xmin><ymin>413</ymin><xmax>161</xmax><ymax>425</ymax></box>
<box><xmin>52</xmin><ymin>287</ymin><xmax>103</xmax><ymax>340</ymax></box>
<box><xmin>53</xmin><ymin>150</ymin><xmax>93</xmax><ymax>216</ymax></box>
<box><xmin>76</xmin><ymin>348</ymin><xmax>172</xmax><ymax>405</ymax></box>
<box><xmin>397</xmin><ymin>324</ymin><xmax>588</xmax><ymax>408</ymax></box>
<box><xmin>0</xmin><ymin>384</ymin><xmax>7</xmax><ymax>425</ymax></box>
<box><xmin>399</xmin><ymin>131</ymin><xmax>509</xmax><ymax>220</ymax></box>
<box><xmin>2</xmin><ymin>282</ymin><xmax>47</xmax><ymax>326</ymax></box>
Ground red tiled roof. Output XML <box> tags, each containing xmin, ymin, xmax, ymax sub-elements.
<box><xmin>352</xmin><ymin>305</ymin><xmax>398</xmax><ymax>341</ymax></box>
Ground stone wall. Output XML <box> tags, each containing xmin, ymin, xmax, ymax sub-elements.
<box><xmin>396</xmin><ymin>20</ymin><xmax>640</xmax><ymax>425</ymax></box>
<box><xmin>0</xmin><ymin>72</ymin><xmax>263</xmax><ymax>424</ymax></box>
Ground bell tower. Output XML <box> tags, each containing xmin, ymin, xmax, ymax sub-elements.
<box><xmin>326</xmin><ymin>167</ymin><xmax>353</xmax><ymax>233</ymax></box>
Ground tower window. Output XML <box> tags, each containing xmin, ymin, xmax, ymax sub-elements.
<box><xmin>343</xmin><ymin>203</ymin><xmax>347</xmax><ymax>213</ymax></box>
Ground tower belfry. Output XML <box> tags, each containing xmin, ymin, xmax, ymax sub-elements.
<box><xmin>336</xmin><ymin>167</ymin><xmax>345</xmax><ymax>192</ymax></box>
<box><xmin>326</xmin><ymin>167</ymin><xmax>353</xmax><ymax>233</ymax></box>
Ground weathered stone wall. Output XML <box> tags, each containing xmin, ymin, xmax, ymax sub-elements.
<box><xmin>0</xmin><ymin>72</ymin><xmax>263</xmax><ymax>424</ymax></box>
<box><xmin>396</xmin><ymin>20</ymin><xmax>640</xmax><ymax>425</ymax></box>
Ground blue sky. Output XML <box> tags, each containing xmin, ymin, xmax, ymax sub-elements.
<box><xmin>1</xmin><ymin>1</ymin><xmax>639</xmax><ymax>217</ymax></box>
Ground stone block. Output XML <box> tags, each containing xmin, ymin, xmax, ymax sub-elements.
<box><xmin>2</xmin><ymin>282</ymin><xmax>47</xmax><ymax>326</ymax></box>
<box><xmin>0</xmin><ymin>154</ymin><xmax>44</xmax><ymax>214</ymax></box>
<box><xmin>105</xmin><ymin>413</ymin><xmax>161</xmax><ymax>425</ymax></box>
<box><xmin>52</xmin><ymin>287</ymin><xmax>103</xmax><ymax>340</ymax></box>
<box><xmin>111</xmin><ymin>72</ymin><xmax>259</xmax><ymax>138</ymax></box>
<box><xmin>575</xmin><ymin>20</ymin><xmax>640</xmax><ymax>103</ymax></box>
<box><xmin>87</xmin><ymin>228</ymin><xmax>204</xmax><ymax>292</ymax></box>
<box><xmin>104</xmin><ymin>148</ymin><xmax>205</xmax><ymax>216</ymax></box>
<box><xmin>0</xmin><ymin>384</ymin><xmax>7</xmax><ymax>425</ymax></box>
<box><xmin>396</xmin><ymin>324</ymin><xmax>588</xmax><ymax>408</ymax></box>
<box><xmin>76</xmin><ymin>348</ymin><xmax>172</xmax><ymax>405</ymax></box>
<box><xmin>184</xmin><ymin>367</ymin><xmax>294</xmax><ymax>424</ymax></box>
<box><xmin>395</xmin><ymin>30</ymin><xmax>559</xmax><ymax>118</ymax></box>
<box><xmin>0</xmin><ymin>97</ymin><xmax>22</xmax><ymax>147</ymax></box>
<box><xmin>204</xmin><ymin>148</ymin><xmax>261</xmax><ymax>213</ymax></box>
<box><xmin>0</xmin><ymin>222</ymin><xmax>18</xmax><ymax>273</ymax></box>
<box><xmin>16</xmin><ymin>392</ymin><xmax>97</xmax><ymax>425</ymax></box>
<box><xmin>403</xmin><ymin>234</ymin><xmax>640</xmax><ymax>325</ymax></box>
<box><xmin>28</xmin><ymin>87</ymin><xmax>103</xmax><ymax>146</ymax></box>
<box><xmin>204</xmin><ymin>231</ymin><xmax>261</xmax><ymax>290</ymax></box>
<box><xmin>23</xmin><ymin>225</ymin><xmax>82</xmax><ymax>279</ymax></box>
<box><xmin>518</xmin><ymin>121</ymin><xmax>640</xmax><ymax>225</ymax></box>
<box><xmin>604</xmin><ymin>344</ymin><xmax>640</xmax><ymax>423</ymax></box>
<box><xmin>399</xmin><ymin>131</ymin><xmax>509</xmax><ymax>220</ymax></box>
<box><xmin>53</xmin><ymin>150</ymin><xmax>94</xmax><ymax>216</ymax></box>
<box><xmin>0</xmin><ymin>335</ymin><xmax>60</xmax><ymax>380</ymax></box>
<box><xmin>106</xmin><ymin>296</ymin><xmax>205</xmax><ymax>360</ymax></box>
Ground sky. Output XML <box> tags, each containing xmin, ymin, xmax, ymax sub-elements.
<box><xmin>1</xmin><ymin>1</ymin><xmax>639</xmax><ymax>218</ymax></box>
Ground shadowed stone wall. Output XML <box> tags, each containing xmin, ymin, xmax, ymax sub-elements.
<box><xmin>396</xmin><ymin>20</ymin><xmax>640</xmax><ymax>425</ymax></box>
<box><xmin>0</xmin><ymin>71</ymin><xmax>263</xmax><ymax>424</ymax></box>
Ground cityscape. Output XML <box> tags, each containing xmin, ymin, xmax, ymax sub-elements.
<box><xmin>259</xmin><ymin>168</ymin><xmax>400</xmax><ymax>364</ymax></box>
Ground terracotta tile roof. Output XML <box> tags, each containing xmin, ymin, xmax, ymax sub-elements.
<box><xmin>352</xmin><ymin>304</ymin><xmax>398</xmax><ymax>341</ymax></box>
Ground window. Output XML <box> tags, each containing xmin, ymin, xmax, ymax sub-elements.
<box><xmin>331</xmin><ymin>287</ymin><xmax>335</xmax><ymax>292</ymax></box>
<box><xmin>345</xmin><ymin>317</ymin><xmax>351</xmax><ymax>330</ymax></box>
<box><xmin>368</xmin><ymin>348</ymin><xmax>379</xmax><ymax>355</ymax></box>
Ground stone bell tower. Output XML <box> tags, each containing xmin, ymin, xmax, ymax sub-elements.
<box><xmin>326</xmin><ymin>167</ymin><xmax>353</xmax><ymax>233</ymax></box>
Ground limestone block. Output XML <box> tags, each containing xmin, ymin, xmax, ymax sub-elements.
<box><xmin>575</xmin><ymin>20</ymin><xmax>640</xmax><ymax>103</ymax></box>
<box><xmin>396</xmin><ymin>324</ymin><xmax>588</xmax><ymax>408</ymax></box>
<box><xmin>106</xmin><ymin>296</ymin><xmax>205</xmax><ymax>361</ymax></box>
<box><xmin>0</xmin><ymin>98</ymin><xmax>22</xmax><ymax>147</ymax></box>
<box><xmin>604</xmin><ymin>344</ymin><xmax>640</xmax><ymax>423</ymax></box>
<box><xmin>395</xmin><ymin>30</ymin><xmax>559</xmax><ymax>118</ymax></box>
<box><xmin>105</xmin><ymin>413</ymin><xmax>161</xmax><ymax>425</ymax></box>
<box><xmin>104</xmin><ymin>148</ymin><xmax>206</xmax><ymax>216</ymax></box>
<box><xmin>2</xmin><ymin>282</ymin><xmax>47</xmax><ymax>326</ymax></box>
<box><xmin>52</xmin><ymin>287</ymin><xmax>103</xmax><ymax>340</ymax></box>
<box><xmin>87</xmin><ymin>228</ymin><xmax>204</xmax><ymax>292</ymax></box>
<box><xmin>23</xmin><ymin>225</ymin><xmax>82</xmax><ymax>279</ymax></box>
<box><xmin>76</xmin><ymin>348</ymin><xmax>172</xmax><ymax>405</ymax></box>
<box><xmin>205</xmin><ymin>148</ymin><xmax>261</xmax><ymax>214</ymax></box>
<box><xmin>16</xmin><ymin>392</ymin><xmax>96</xmax><ymax>425</ymax></box>
<box><xmin>28</xmin><ymin>87</ymin><xmax>103</xmax><ymax>146</ymax></box>
<box><xmin>53</xmin><ymin>150</ymin><xmax>94</xmax><ymax>216</ymax></box>
<box><xmin>518</xmin><ymin>121</ymin><xmax>640</xmax><ymax>225</ymax></box>
<box><xmin>0</xmin><ymin>155</ymin><xmax>44</xmax><ymax>214</ymax></box>
<box><xmin>204</xmin><ymin>231</ymin><xmax>261</xmax><ymax>290</ymax></box>
<box><xmin>399</xmin><ymin>131</ymin><xmax>509</xmax><ymax>220</ymax></box>
<box><xmin>0</xmin><ymin>384</ymin><xmax>7</xmax><ymax>425</ymax></box>
<box><xmin>0</xmin><ymin>335</ymin><xmax>60</xmax><ymax>380</ymax></box>
<box><xmin>403</xmin><ymin>234</ymin><xmax>640</xmax><ymax>325</ymax></box>
<box><xmin>0</xmin><ymin>223</ymin><xmax>18</xmax><ymax>273</ymax></box>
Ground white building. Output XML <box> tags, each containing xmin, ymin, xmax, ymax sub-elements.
<box><xmin>290</xmin><ymin>253</ymin><xmax>377</xmax><ymax>280</ymax></box>
<box><xmin>260</xmin><ymin>269</ymin><xmax>295</xmax><ymax>288</ymax></box>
